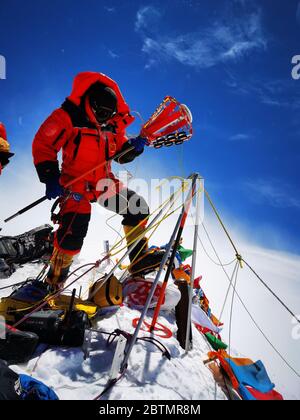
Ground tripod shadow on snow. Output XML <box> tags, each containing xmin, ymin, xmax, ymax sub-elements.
<box><xmin>141</xmin><ymin>337</ymin><xmax>181</xmax><ymax>384</ymax></box>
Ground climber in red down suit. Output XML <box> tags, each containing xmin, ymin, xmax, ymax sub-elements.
<box><xmin>0</xmin><ymin>122</ymin><xmax>14</xmax><ymax>175</ymax></box>
<box><xmin>32</xmin><ymin>72</ymin><xmax>163</xmax><ymax>290</ymax></box>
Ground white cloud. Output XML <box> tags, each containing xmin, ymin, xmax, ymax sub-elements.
<box><xmin>230</xmin><ymin>133</ymin><xmax>251</xmax><ymax>141</ymax></box>
<box><xmin>144</xmin><ymin>58</ymin><xmax>156</xmax><ymax>70</ymax></box>
<box><xmin>244</xmin><ymin>179</ymin><xmax>300</xmax><ymax>209</ymax></box>
<box><xmin>226</xmin><ymin>76</ymin><xmax>300</xmax><ymax>109</ymax></box>
<box><xmin>259</xmin><ymin>80</ymin><xmax>300</xmax><ymax>109</ymax></box>
<box><xmin>108</xmin><ymin>49</ymin><xmax>119</xmax><ymax>59</ymax></box>
<box><xmin>135</xmin><ymin>5</ymin><xmax>266</xmax><ymax>69</ymax></box>
<box><xmin>104</xmin><ymin>6</ymin><xmax>115</xmax><ymax>13</ymax></box>
<box><xmin>135</xmin><ymin>5</ymin><xmax>161</xmax><ymax>32</ymax></box>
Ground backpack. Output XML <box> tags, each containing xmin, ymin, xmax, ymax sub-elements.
<box><xmin>0</xmin><ymin>324</ymin><xmax>39</xmax><ymax>364</ymax></box>
<box><xmin>19</xmin><ymin>309</ymin><xmax>90</xmax><ymax>347</ymax></box>
<box><xmin>0</xmin><ymin>360</ymin><xmax>22</xmax><ymax>400</ymax></box>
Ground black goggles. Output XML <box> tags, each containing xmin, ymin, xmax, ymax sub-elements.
<box><xmin>92</xmin><ymin>104</ymin><xmax>116</xmax><ymax>122</ymax></box>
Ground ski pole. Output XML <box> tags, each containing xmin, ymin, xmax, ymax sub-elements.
<box><xmin>4</xmin><ymin>147</ymin><xmax>134</xmax><ymax>223</ymax></box>
<box><xmin>185</xmin><ymin>181</ymin><xmax>202</xmax><ymax>353</ymax></box>
<box><xmin>150</xmin><ymin>173</ymin><xmax>199</xmax><ymax>332</ymax></box>
<box><xmin>120</xmin><ymin>173</ymin><xmax>198</xmax><ymax>372</ymax></box>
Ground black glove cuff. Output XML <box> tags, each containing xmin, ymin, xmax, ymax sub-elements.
<box><xmin>115</xmin><ymin>141</ymin><xmax>143</xmax><ymax>164</ymax></box>
<box><xmin>35</xmin><ymin>161</ymin><xmax>60</xmax><ymax>184</ymax></box>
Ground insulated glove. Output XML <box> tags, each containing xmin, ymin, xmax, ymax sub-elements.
<box><xmin>128</xmin><ymin>136</ymin><xmax>148</xmax><ymax>153</ymax></box>
<box><xmin>45</xmin><ymin>176</ymin><xmax>63</xmax><ymax>200</ymax></box>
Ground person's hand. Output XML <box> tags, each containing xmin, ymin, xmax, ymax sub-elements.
<box><xmin>128</xmin><ymin>136</ymin><xmax>149</xmax><ymax>153</ymax></box>
<box><xmin>45</xmin><ymin>177</ymin><xmax>63</xmax><ymax>200</ymax></box>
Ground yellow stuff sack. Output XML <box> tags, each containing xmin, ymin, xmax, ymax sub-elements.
<box><xmin>89</xmin><ymin>275</ymin><xmax>122</xmax><ymax>308</ymax></box>
<box><xmin>0</xmin><ymin>297</ymin><xmax>34</xmax><ymax>324</ymax></box>
<box><xmin>48</xmin><ymin>294</ymin><xmax>98</xmax><ymax>318</ymax></box>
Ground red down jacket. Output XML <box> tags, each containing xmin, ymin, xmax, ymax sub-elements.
<box><xmin>0</xmin><ymin>122</ymin><xmax>7</xmax><ymax>141</ymax></box>
<box><xmin>32</xmin><ymin>72</ymin><xmax>136</xmax><ymax>201</ymax></box>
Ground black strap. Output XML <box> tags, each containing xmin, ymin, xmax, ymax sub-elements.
<box><xmin>105</xmin><ymin>134</ymin><xmax>110</xmax><ymax>161</ymax></box>
<box><xmin>89</xmin><ymin>327</ymin><xmax>172</xmax><ymax>400</ymax></box>
<box><xmin>105</xmin><ymin>328</ymin><xmax>171</xmax><ymax>361</ymax></box>
<box><xmin>72</xmin><ymin>131</ymin><xmax>82</xmax><ymax>161</ymax></box>
<box><xmin>50</xmin><ymin>197</ymin><xmax>62</xmax><ymax>224</ymax></box>
<box><xmin>138</xmin><ymin>336</ymin><xmax>171</xmax><ymax>360</ymax></box>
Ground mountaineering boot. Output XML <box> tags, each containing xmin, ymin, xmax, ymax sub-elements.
<box><xmin>0</xmin><ymin>258</ymin><xmax>13</xmax><ymax>279</ymax></box>
<box><xmin>123</xmin><ymin>225</ymin><xmax>165</xmax><ymax>276</ymax></box>
<box><xmin>45</xmin><ymin>248</ymin><xmax>73</xmax><ymax>291</ymax></box>
<box><xmin>0</xmin><ymin>225</ymin><xmax>53</xmax><ymax>279</ymax></box>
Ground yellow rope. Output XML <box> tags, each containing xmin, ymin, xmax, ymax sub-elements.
<box><xmin>107</xmin><ymin>180</ymin><xmax>187</xmax><ymax>255</ymax></box>
<box><xmin>82</xmin><ymin>184</ymin><xmax>188</xmax><ymax>297</ymax></box>
<box><xmin>109</xmin><ymin>178</ymin><xmax>203</xmax><ymax>257</ymax></box>
<box><xmin>106</xmin><ymin>193</ymin><xmax>172</xmax><ymax>254</ymax></box>
<box><xmin>107</xmin><ymin>176</ymin><xmax>190</xmax><ymax>253</ymax></box>
<box><xmin>6</xmin><ymin>179</ymin><xmax>197</xmax><ymax>313</ymax></box>
<box><xmin>109</xmin><ymin>197</ymin><xmax>186</xmax><ymax>257</ymax></box>
<box><xmin>110</xmin><ymin>180</ymin><xmax>203</xmax><ymax>276</ymax></box>
<box><xmin>204</xmin><ymin>189</ymin><xmax>243</xmax><ymax>268</ymax></box>
<box><xmin>123</xmin><ymin>211</ymin><xmax>165</xmax><ymax>273</ymax></box>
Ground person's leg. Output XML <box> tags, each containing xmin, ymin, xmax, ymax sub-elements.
<box><xmin>101</xmin><ymin>188</ymin><xmax>149</xmax><ymax>258</ymax></box>
<box><xmin>100</xmin><ymin>188</ymin><xmax>164</xmax><ymax>274</ymax></box>
<box><xmin>46</xmin><ymin>196</ymin><xmax>91</xmax><ymax>289</ymax></box>
<box><xmin>120</xmin><ymin>189</ymin><xmax>150</xmax><ymax>263</ymax></box>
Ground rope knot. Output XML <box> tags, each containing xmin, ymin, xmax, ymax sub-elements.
<box><xmin>236</xmin><ymin>253</ymin><xmax>243</xmax><ymax>268</ymax></box>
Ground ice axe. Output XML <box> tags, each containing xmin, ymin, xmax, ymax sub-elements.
<box><xmin>4</xmin><ymin>146</ymin><xmax>135</xmax><ymax>224</ymax></box>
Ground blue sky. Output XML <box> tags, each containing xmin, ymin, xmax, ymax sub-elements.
<box><xmin>0</xmin><ymin>0</ymin><xmax>300</xmax><ymax>253</ymax></box>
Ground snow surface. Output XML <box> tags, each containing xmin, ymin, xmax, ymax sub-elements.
<box><xmin>0</xmin><ymin>262</ymin><xmax>226</xmax><ymax>401</ymax></box>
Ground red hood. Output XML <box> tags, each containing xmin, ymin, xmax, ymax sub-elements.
<box><xmin>68</xmin><ymin>72</ymin><xmax>131</xmax><ymax>116</ymax></box>
<box><xmin>0</xmin><ymin>122</ymin><xmax>7</xmax><ymax>140</ymax></box>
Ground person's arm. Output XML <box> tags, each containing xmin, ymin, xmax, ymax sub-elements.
<box><xmin>114</xmin><ymin>131</ymin><xmax>148</xmax><ymax>164</ymax></box>
<box><xmin>32</xmin><ymin>109</ymin><xmax>72</xmax><ymax>199</ymax></box>
<box><xmin>32</xmin><ymin>109</ymin><xmax>71</xmax><ymax>184</ymax></box>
